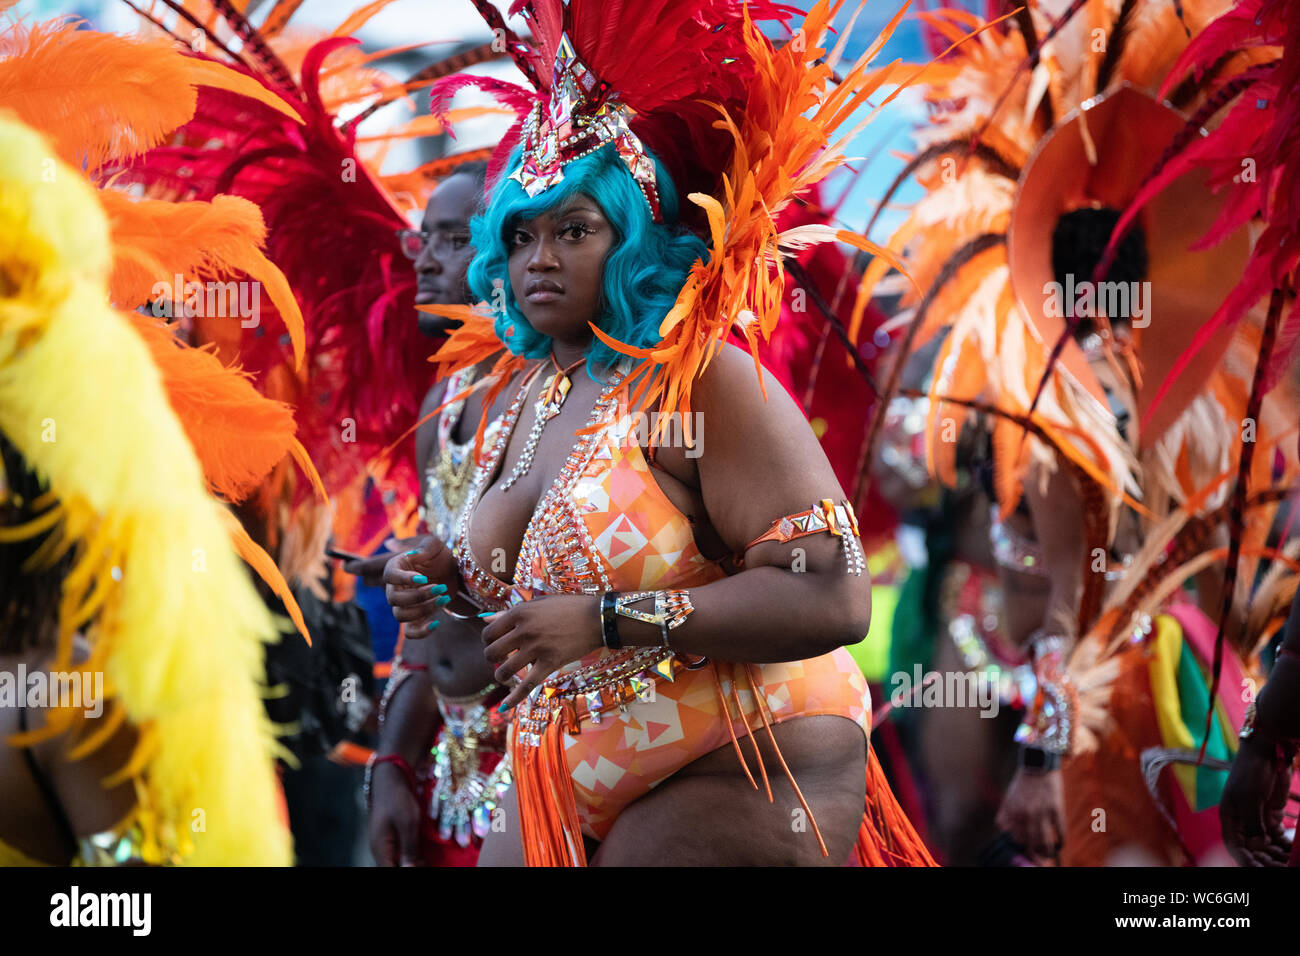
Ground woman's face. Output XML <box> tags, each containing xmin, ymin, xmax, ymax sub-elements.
<box><xmin>506</xmin><ymin>193</ymin><xmax>614</xmax><ymax>347</ymax></box>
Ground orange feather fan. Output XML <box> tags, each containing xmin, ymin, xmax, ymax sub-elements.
<box><xmin>101</xmin><ymin>191</ymin><xmax>305</xmax><ymax>369</ymax></box>
<box><xmin>0</xmin><ymin>17</ymin><xmax>300</xmax><ymax>175</ymax></box>
<box><xmin>124</xmin><ymin>312</ymin><xmax>314</xmax><ymax>503</ymax></box>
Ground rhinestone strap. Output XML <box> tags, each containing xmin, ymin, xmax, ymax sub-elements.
<box><xmin>451</xmin><ymin>373</ymin><xmax>537</xmax><ymax>609</ymax></box>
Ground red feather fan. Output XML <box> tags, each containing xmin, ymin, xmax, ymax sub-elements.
<box><xmin>434</xmin><ymin>0</ymin><xmax>799</xmax><ymax>228</ymax></box>
<box><xmin>110</xmin><ymin>36</ymin><xmax>431</xmax><ymax>523</ymax></box>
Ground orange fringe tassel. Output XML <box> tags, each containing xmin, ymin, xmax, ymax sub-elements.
<box><xmin>515</xmin><ymin>724</ymin><xmax>588</xmax><ymax>867</ymax></box>
<box><xmin>856</xmin><ymin>745</ymin><xmax>938</xmax><ymax>866</ymax></box>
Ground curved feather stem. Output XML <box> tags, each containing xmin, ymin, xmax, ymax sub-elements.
<box><xmin>851</xmin><ymin>232</ymin><xmax>1005</xmax><ymax>509</ymax></box>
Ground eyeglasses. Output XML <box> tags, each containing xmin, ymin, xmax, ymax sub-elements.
<box><xmin>396</xmin><ymin>228</ymin><xmax>473</xmax><ymax>260</ymax></box>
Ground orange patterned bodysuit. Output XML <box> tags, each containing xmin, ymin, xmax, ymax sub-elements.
<box><xmin>454</xmin><ymin>366</ymin><xmax>927</xmax><ymax>865</ymax></box>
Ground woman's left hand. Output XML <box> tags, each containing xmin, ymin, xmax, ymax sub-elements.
<box><xmin>482</xmin><ymin>595</ymin><xmax>604</xmax><ymax>711</ymax></box>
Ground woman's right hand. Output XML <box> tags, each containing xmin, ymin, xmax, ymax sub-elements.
<box><xmin>383</xmin><ymin>535</ymin><xmax>460</xmax><ymax>630</ymax></box>
<box><xmin>996</xmin><ymin>766</ymin><xmax>1065</xmax><ymax>864</ymax></box>
<box><xmin>368</xmin><ymin>762</ymin><xmax>423</xmax><ymax>867</ymax></box>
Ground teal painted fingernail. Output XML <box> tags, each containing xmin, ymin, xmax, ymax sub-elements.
<box><xmin>412</xmin><ymin>574</ymin><xmax>428</xmax><ymax>585</ymax></box>
<box><xmin>427</xmin><ymin>620</ymin><xmax>440</xmax><ymax>631</ymax></box>
<box><xmin>497</xmin><ymin>702</ymin><xmax>508</xmax><ymax>713</ymax></box>
<box><xmin>477</xmin><ymin>611</ymin><xmax>495</xmax><ymax>619</ymax></box>
<box><xmin>428</xmin><ymin>584</ymin><xmax>447</xmax><ymax>595</ymax></box>
<box><xmin>435</xmin><ymin>595</ymin><xmax>451</xmax><ymax>607</ymax></box>
<box><xmin>405</xmin><ymin>549</ymin><xmax>420</xmax><ymax>556</ymax></box>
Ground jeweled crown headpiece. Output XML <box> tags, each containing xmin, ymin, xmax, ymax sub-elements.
<box><xmin>430</xmin><ymin>0</ymin><xmax>789</xmax><ymax>232</ymax></box>
<box><xmin>509</xmin><ymin>33</ymin><xmax>662</xmax><ymax>221</ymax></box>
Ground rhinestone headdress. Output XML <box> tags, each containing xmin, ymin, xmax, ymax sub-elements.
<box><xmin>509</xmin><ymin>33</ymin><xmax>662</xmax><ymax>222</ymax></box>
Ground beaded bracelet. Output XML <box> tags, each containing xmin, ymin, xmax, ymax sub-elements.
<box><xmin>364</xmin><ymin>753</ymin><xmax>420</xmax><ymax>813</ymax></box>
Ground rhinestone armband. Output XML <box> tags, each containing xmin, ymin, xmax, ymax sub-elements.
<box><xmin>745</xmin><ymin>499</ymin><xmax>865</xmax><ymax>575</ymax></box>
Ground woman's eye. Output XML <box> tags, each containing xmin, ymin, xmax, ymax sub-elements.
<box><xmin>561</xmin><ymin>223</ymin><xmax>591</xmax><ymax>240</ymax></box>
<box><xmin>510</xmin><ymin>229</ymin><xmax>532</xmax><ymax>247</ymax></box>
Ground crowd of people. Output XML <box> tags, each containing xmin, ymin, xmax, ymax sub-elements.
<box><xmin>1</xmin><ymin>0</ymin><xmax>1298</xmax><ymax>868</ymax></box>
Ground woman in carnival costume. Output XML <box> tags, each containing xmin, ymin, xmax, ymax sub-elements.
<box><xmin>388</xmin><ymin>0</ymin><xmax>944</xmax><ymax>866</ymax></box>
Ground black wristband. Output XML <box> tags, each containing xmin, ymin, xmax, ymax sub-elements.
<box><xmin>601</xmin><ymin>591</ymin><xmax>622</xmax><ymax>650</ymax></box>
<box><xmin>1018</xmin><ymin>745</ymin><xmax>1061</xmax><ymax>772</ymax></box>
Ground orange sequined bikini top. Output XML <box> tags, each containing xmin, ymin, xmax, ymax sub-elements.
<box><xmin>453</xmin><ymin>365</ymin><xmax>726</xmax><ymax>612</ymax></box>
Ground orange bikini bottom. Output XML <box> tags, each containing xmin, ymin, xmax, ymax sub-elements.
<box><xmin>553</xmin><ymin>646</ymin><xmax>872</xmax><ymax>841</ymax></box>
<box><xmin>512</xmin><ymin>645</ymin><xmax>935</xmax><ymax>865</ymax></box>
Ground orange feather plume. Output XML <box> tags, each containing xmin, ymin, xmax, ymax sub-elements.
<box><xmin>101</xmin><ymin>191</ymin><xmax>305</xmax><ymax>369</ymax></box>
<box><xmin>0</xmin><ymin>17</ymin><xmax>300</xmax><ymax>175</ymax></box>
<box><xmin>123</xmin><ymin>312</ymin><xmax>323</xmax><ymax>504</ymax></box>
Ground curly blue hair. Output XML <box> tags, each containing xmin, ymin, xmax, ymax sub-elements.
<box><xmin>467</xmin><ymin>143</ymin><xmax>708</xmax><ymax>377</ymax></box>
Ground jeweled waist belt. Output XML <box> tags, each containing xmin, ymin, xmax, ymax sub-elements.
<box><xmin>514</xmin><ymin>647</ymin><xmax>707</xmax><ymax>748</ymax></box>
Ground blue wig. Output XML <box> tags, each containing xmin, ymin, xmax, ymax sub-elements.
<box><xmin>467</xmin><ymin>143</ymin><xmax>708</xmax><ymax>377</ymax></box>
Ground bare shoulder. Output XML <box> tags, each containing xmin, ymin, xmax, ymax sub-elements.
<box><xmin>688</xmin><ymin>343</ymin><xmax>845</xmax><ymax>547</ymax></box>
<box><xmin>693</xmin><ymin>342</ymin><xmax>784</xmax><ymax>411</ymax></box>
<box><xmin>691</xmin><ymin>342</ymin><xmax>824</xmax><ymax>455</ymax></box>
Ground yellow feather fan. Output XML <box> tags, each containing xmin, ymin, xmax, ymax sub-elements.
<box><xmin>0</xmin><ymin>115</ymin><xmax>292</xmax><ymax>865</ymax></box>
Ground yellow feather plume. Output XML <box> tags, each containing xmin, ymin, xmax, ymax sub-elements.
<box><xmin>0</xmin><ymin>115</ymin><xmax>291</xmax><ymax>865</ymax></box>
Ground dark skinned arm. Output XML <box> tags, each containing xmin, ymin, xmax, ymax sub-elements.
<box><xmin>364</xmin><ymin>384</ymin><xmax>443</xmax><ymax>866</ymax></box>
<box><xmin>602</xmin><ymin>345</ymin><xmax>871</xmax><ymax>659</ymax></box>
<box><xmin>995</xmin><ymin>455</ymin><xmax>1087</xmax><ymax>864</ymax></box>
<box><xmin>1220</xmin><ymin>583</ymin><xmax>1300</xmax><ymax>866</ymax></box>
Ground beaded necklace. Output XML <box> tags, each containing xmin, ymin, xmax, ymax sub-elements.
<box><xmin>500</xmin><ymin>352</ymin><xmax>586</xmax><ymax>492</ymax></box>
<box><xmin>453</xmin><ymin>362</ymin><xmax>624</xmax><ymax>608</ymax></box>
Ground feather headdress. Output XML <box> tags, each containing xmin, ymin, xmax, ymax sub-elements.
<box><xmin>866</xmin><ymin>0</ymin><xmax>1300</xmax><ymax>754</ymax></box>
<box><xmin>0</xmin><ymin>115</ymin><xmax>291</xmax><ymax>865</ymax></box>
<box><xmin>427</xmin><ymin>0</ymin><xmax>987</xmax><ymax>447</ymax></box>
<box><xmin>852</xmin><ymin>0</ymin><xmax>1296</xmax><ymax>539</ymax></box>
<box><xmin>1092</xmin><ymin>0</ymin><xmax>1300</xmax><ymax>750</ymax></box>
